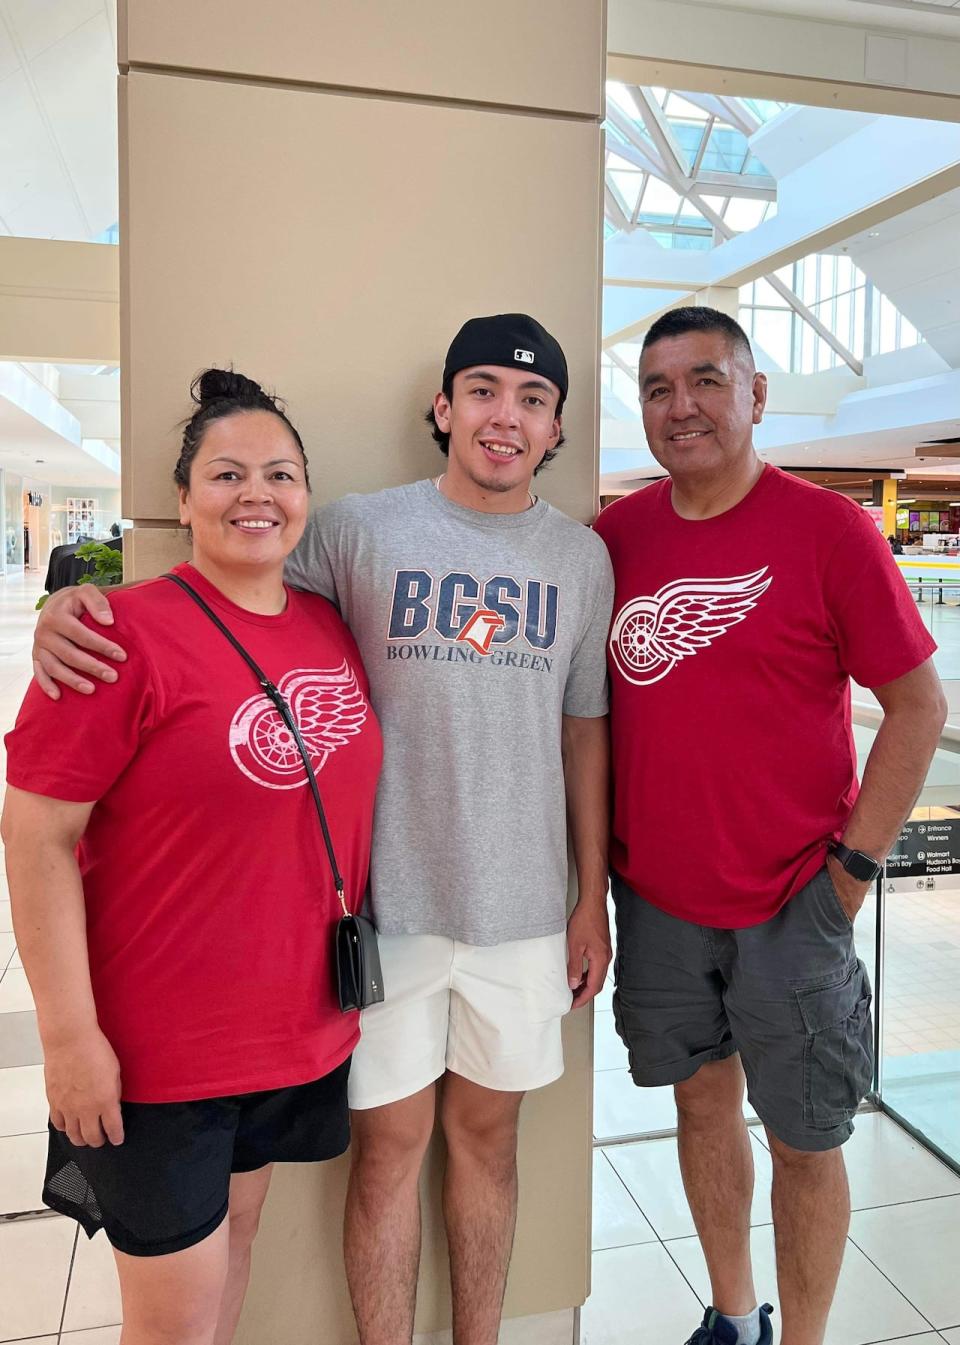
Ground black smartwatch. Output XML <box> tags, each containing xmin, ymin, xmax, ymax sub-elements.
<box><xmin>827</xmin><ymin>840</ymin><xmax>882</xmax><ymax>883</ymax></box>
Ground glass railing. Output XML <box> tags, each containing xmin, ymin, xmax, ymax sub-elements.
<box><xmin>896</xmin><ymin>558</ymin><xmax>960</xmax><ymax>682</ymax></box>
<box><xmin>852</xmin><ymin>703</ymin><xmax>960</xmax><ymax>1170</ymax></box>
<box><xmin>594</xmin><ymin>706</ymin><xmax>960</xmax><ymax>1170</ymax></box>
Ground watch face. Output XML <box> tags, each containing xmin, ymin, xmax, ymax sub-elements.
<box><xmin>847</xmin><ymin>850</ymin><xmax>881</xmax><ymax>882</ymax></box>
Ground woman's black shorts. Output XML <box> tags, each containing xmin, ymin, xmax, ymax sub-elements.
<box><xmin>42</xmin><ymin>1056</ymin><xmax>351</xmax><ymax>1257</ymax></box>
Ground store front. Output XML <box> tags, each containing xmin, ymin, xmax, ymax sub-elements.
<box><xmin>2</xmin><ymin>468</ymin><xmax>23</xmax><ymax>575</ymax></box>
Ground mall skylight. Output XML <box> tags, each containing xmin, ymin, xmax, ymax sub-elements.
<box><xmin>602</xmin><ymin>87</ymin><xmax>925</xmax><ymax>390</ymax></box>
<box><xmin>603</xmin><ymin>85</ymin><xmax>786</xmax><ymax>250</ymax></box>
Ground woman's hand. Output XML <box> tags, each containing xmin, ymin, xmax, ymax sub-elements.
<box><xmin>44</xmin><ymin>1028</ymin><xmax>125</xmax><ymax>1148</ymax></box>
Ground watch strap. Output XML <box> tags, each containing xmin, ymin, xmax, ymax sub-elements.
<box><xmin>828</xmin><ymin>840</ymin><xmax>882</xmax><ymax>882</ymax></box>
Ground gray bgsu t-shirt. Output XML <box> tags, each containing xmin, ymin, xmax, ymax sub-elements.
<box><xmin>286</xmin><ymin>478</ymin><xmax>613</xmax><ymax>945</ymax></box>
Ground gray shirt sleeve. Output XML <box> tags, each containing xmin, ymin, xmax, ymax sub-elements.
<box><xmin>284</xmin><ymin>505</ymin><xmax>340</xmax><ymax>605</ymax></box>
<box><xmin>562</xmin><ymin>540</ymin><xmax>614</xmax><ymax>718</ymax></box>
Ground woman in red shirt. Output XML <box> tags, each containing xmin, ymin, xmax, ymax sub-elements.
<box><xmin>2</xmin><ymin>370</ymin><xmax>382</xmax><ymax>1345</ymax></box>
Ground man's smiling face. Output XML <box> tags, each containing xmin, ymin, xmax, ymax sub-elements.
<box><xmin>433</xmin><ymin>365</ymin><xmax>562</xmax><ymax>500</ymax></box>
<box><xmin>638</xmin><ymin>330</ymin><xmax>767</xmax><ymax>484</ymax></box>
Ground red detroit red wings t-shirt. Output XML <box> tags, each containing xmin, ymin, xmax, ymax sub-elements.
<box><xmin>594</xmin><ymin>466</ymin><xmax>936</xmax><ymax>928</ymax></box>
<box><xmin>5</xmin><ymin>563</ymin><xmax>382</xmax><ymax>1102</ymax></box>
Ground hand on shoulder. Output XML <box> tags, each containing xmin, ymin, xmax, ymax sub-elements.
<box><xmin>33</xmin><ymin>585</ymin><xmax>127</xmax><ymax>701</ymax></box>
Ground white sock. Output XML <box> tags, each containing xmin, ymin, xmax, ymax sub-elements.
<box><xmin>721</xmin><ymin>1306</ymin><xmax>761</xmax><ymax>1345</ymax></box>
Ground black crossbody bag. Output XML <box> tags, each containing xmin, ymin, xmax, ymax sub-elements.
<box><xmin>163</xmin><ymin>572</ymin><xmax>384</xmax><ymax>1013</ymax></box>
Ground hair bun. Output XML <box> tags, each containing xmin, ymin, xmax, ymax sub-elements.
<box><xmin>192</xmin><ymin>368</ymin><xmax>264</xmax><ymax>407</ymax></box>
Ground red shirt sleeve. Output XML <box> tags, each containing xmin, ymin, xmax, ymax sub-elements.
<box><xmin>823</xmin><ymin>508</ymin><xmax>936</xmax><ymax>688</ymax></box>
<box><xmin>5</xmin><ymin>612</ymin><xmax>159</xmax><ymax>803</ymax></box>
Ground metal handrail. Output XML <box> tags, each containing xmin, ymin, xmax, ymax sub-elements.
<box><xmin>905</xmin><ymin>578</ymin><xmax>960</xmax><ymax>601</ymax></box>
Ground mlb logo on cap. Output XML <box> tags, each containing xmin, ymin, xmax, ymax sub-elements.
<box><xmin>442</xmin><ymin>315</ymin><xmax>568</xmax><ymax>403</ymax></box>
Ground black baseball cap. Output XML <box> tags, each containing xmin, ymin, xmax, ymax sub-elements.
<box><xmin>443</xmin><ymin>314</ymin><xmax>568</xmax><ymax>405</ymax></box>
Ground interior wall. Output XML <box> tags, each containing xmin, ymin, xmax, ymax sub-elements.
<box><xmin>0</xmin><ymin>237</ymin><xmax>119</xmax><ymax>364</ymax></box>
<box><xmin>120</xmin><ymin>71</ymin><xmax>604</xmax><ymax>529</ymax></box>
<box><xmin>118</xmin><ymin>2</ymin><xmax>606</xmax><ymax>1339</ymax></box>
<box><xmin>607</xmin><ymin>0</ymin><xmax>960</xmax><ymax>118</ymax></box>
<box><xmin>120</xmin><ymin>0</ymin><xmax>603</xmax><ymax>116</ymax></box>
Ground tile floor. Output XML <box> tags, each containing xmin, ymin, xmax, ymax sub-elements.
<box><xmin>585</xmin><ymin>1113</ymin><xmax>960</xmax><ymax>1345</ymax></box>
<box><xmin>3</xmin><ymin>568</ymin><xmax>960</xmax><ymax>1342</ymax></box>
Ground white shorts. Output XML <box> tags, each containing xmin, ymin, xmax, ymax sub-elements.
<box><xmin>348</xmin><ymin>931</ymin><xmax>573</xmax><ymax>1110</ymax></box>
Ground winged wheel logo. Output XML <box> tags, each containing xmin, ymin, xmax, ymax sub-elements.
<box><xmin>229</xmin><ymin>661</ymin><xmax>367</xmax><ymax>789</ymax></box>
<box><xmin>609</xmin><ymin>568</ymin><xmax>772</xmax><ymax>686</ymax></box>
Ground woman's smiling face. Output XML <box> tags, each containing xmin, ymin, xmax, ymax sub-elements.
<box><xmin>178</xmin><ymin>409</ymin><xmax>310</xmax><ymax>570</ymax></box>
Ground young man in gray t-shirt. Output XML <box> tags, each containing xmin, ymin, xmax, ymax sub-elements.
<box><xmin>289</xmin><ymin>314</ymin><xmax>613</xmax><ymax>1344</ymax></box>
<box><xmin>31</xmin><ymin>314</ymin><xmax>614</xmax><ymax>1345</ymax></box>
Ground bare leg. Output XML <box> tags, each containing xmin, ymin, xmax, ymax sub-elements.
<box><xmin>212</xmin><ymin>1164</ymin><xmax>274</xmax><ymax>1345</ymax></box>
<box><xmin>767</xmin><ymin>1130</ymin><xmax>849</xmax><ymax>1345</ymax></box>
<box><xmin>344</xmin><ymin>1085</ymin><xmax>436</xmax><ymax>1345</ymax></box>
<box><xmin>674</xmin><ymin>1055</ymin><xmax>757</xmax><ymax>1317</ymax></box>
<box><xmin>440</xmin><ymin>1073</ymin><xmax>524</xmax><ymax>1345</ymax></box>
<box><xmin>114</xmin><ymin>1218</ymin><xmax>230</xmax><ymax>1345</ymax></box>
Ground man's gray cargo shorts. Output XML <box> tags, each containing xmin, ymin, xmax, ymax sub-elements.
<box><xmin>610</xmin><ymin>866</ymin><xmax>874</xmax><ymax>1151</ymax></box>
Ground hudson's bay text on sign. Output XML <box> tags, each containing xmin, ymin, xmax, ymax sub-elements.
<box><xmin>886</xmin><ymin>819</ymin><xmax>960</xmax><ymax>879</ymax></box>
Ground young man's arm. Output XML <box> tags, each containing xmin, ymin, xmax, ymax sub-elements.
<box><xmin>828</xmin><ymin>658</ymin><xmax>947</xmax><ymax>919</ymax></box>
<box><xmin>561</xmin><ymin>713</ymin><xmax>612</xmax><ymax>1008</ymax></box>
<box><xmin>32</xmin><ymin>585</ymin><xmax>127</xmax><ymax>699</ymax></box>
<box><xmin>32</xmin><ymin>505</ymin><xmax>342</xmax><ymax>699</ymax></box>
<box><xmin>1</xmin><ymin>787</ymin><xmax>124</xmax><ymax>1147</ymax></box>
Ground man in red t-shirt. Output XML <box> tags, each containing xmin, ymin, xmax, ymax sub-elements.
<box><xmin>594</xmin><ymin>307</ymin><xmax>946</xmax><ymax>1345</ymax></box>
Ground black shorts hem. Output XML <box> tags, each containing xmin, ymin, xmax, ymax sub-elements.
<box><xmin>42</xmin><ymin>1187</ymin><xmax>104</xmax><ymax>1240</ymax></box>
<box><xmin>105</xmin><ymin>1200</ymin><xmax>230</xmax><ymax>1258</ymax></box>
<box><xmin>230</xmin><ymin>1157</ymin><xmax>271</xmax><ymax>1175</ymax></box>
<box><xmin>42</xmin><ymin>1059</ymin><xmax>351</xmax><ymax>1253</ymax></box>
<box><xmin>44</xmin><ymin>1183</ymin><xmax>230</xmax><ymax>1257</ymax></box>
<box><xmin>627</xmin><ymin>1043</ymin><xmax>738</xmax><ymax>1088</ymax></box>
<box><xmin>229</xmin><ymin>1120</ymin><xmax>350</xmax><ymax>1173</ymax></box>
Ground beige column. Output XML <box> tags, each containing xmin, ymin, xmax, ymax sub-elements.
<box><xmin>0</xmin><ymin>237</ymin><xmax>118</xmax><ymax>365</ymax></box>
<box><xmin>118</xmin><ymin>3</ymin><xmax>606</xmax><ymax>1340</ymax></box>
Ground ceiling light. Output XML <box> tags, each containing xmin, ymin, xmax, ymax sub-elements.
<box><xmin>900</xmin><ymin>499</ymin><xmax>916</xmax><ymax>504</ymax></box>
<box><xmin>868</xmin><ymin>231</ymin><xmax>880</xmax><ymax>238</ymax></box>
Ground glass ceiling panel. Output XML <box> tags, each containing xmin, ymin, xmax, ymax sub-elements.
<box><xmin>672</xmin><ymin>122</ymin><xmax>708</xmax><ymax>167</ymax></box>
<box><xmin>701</xmin><ymin>125</ymin><xmax>751</xmax><ymax>174</ymax></box>
<box><xmin>641</xmin><ymin>179</ymin><xmax>683</xmax><ymax>215</ymax></box>
<box><xmin>678</xmin><ymin>196</ymin><xmax>710</xmax><ymax>221</ymax></box>
<box><xmin>742</xmin><ymin>98</ymin><xmax>788</xmax><ymax>123</ymax></box>
<box><xmin>607</xmin><ymin>84</ymin><xmax>642</xmax><ymax>119</ymax></box>
<box><xmin>603</xmin><ymin>83</ymin><xmax>785</xmax><ymax>251</ymax></box>
<box><xmin>662</xmin><ymin>93</ymin><xmax>710</xmax><ymax>121</ymax></box>
<box><xmin>742</xmin><ymin>152</ymin><xmax>774</xmax><ymax>178</ymax></box>
<box><xmin>602</xmin><ymin>89</ymin><xmax>926</xmax><ymax>384</ymax></box>
<box><xmin>649</xmin><ymin>231</ymin><xmax>713</xmax><ymax>251</ymax></box>
<box><xmin>610</xmin><ymin>170</ymin><xmax>643</xmax><ymax>215</ymax></box>
<box><xmin>699</xmin><ymin>193</ymin><xmax>727</xmax><ymax>214</ymax></box>
<box><xmin>724</xmin><ymin>197</ymin><xmax>768</xmax><ymax>232</ymax></box>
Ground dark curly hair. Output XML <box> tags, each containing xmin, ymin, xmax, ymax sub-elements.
<box><xmin>174</xmin><ymin>368</ymin><xmax>310</xmax><ymax>490</ymax></box>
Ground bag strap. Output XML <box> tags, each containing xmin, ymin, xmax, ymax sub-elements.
<box><xmin>163</xmin><ymin>572</ymin><xmax>348</xmax><ymax>917</ymax></box>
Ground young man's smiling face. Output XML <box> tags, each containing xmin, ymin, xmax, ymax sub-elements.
<box><xmin>433</xmin><ymin>365</ymin><xmax>562</xmax><ymax>505</ymax></box>
<box><xmin>638</xmin><ymin>330</ymin><xmax>767</xmax><ymax>485</ymax></box>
